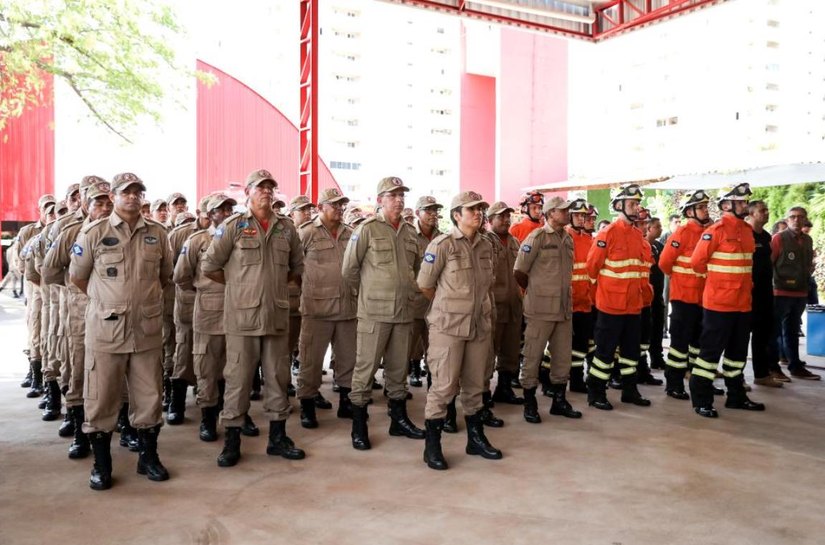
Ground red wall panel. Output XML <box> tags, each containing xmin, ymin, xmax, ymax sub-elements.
<box><xmin>459</xmin><ymin>73</ymin><xmax>496</xmax><ymax>203</ymax></box>
<box><xmin>0</xmin><ymin>75</ymin><xmax>55</xmax><ymax>223</ymax></box>
<box><xmin>196</xmin><ymin>60</ymin><xmax>338</xmax><ymax>201</ymax></box>
<box><xmin>498</xmin><ymin>30</ymin><xmax>568</xmax><ymax>207</ymax></box>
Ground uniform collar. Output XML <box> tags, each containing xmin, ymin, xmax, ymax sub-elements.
<box><xmin>415</xmin><ymin>219</ymin><xmax>439</xmax><ymax>238</ymax></box>
<box><xmin>449</xmin><ymin>226</ymin><xmax>482</xmax><ymax>246</ymax></box>
<box><xmin>109</xmin><ymin>210</ymin><xmax>147</xmax><ymax>231</ymax></box>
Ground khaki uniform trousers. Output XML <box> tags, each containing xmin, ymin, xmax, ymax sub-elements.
<box><xmin>425</xmin><ymin>330</ymin><xmax>490</xmax><ymax>420</ymax></box>
<box><xmin>193</xmin><ymin>332</ymin><xmax>226</xmax><ymax>408</ymax></box>
<box><xmin>521</xmin><ymin>318</ymin><xmax>573</xmax><ymax>390</ymax></box>
<box><xmin>41</xmin><ymin>284</ymin><xmax>58</xmax><ymax>381</ymax></box>
<box><xmin>161</xmin><ymin>286</ymin><xmax>176</xmax><ymax>375</ymax></box>
<box><xmin>349</xmin><ymin>319</ymin><xmax>412</xmax><ymax>406</ymax></box>
<box><xmin>57</xmin><ymin>286</ymin><xmax>72</xmax><ymax>389</ymax></box>
<box><xmin>289</xmin><ymin>315</ymin><xmax>302</xmax><ymax>356</ymax></box>
<box><xmin>222</xmin><ymin>334</ymin><xmax>290</xmax><ymax>428</ymax></box>
<box><xmin>65</xmin><ymin>291</ymin><xmax>89</xmax><ymax>408</ymax></box>
<box><xmin>410</xmin><ymin>318</ymin><xmax>429</xmax><ymax>362</ymax></box>
<box><xmin>82</xmin><ymin>347</ymin><xmax>163</xmax><ymax>433</ymax></box>
<box><xmin>172</xmin><ymin>321</ymin><xmax>196</xmax><ymax>384</ymax></box>
<box><xmin>298</xmin><ymin>318</ymin><xmax>356</xmax><ymax>398</ymax></box>
<box><xmin>25</xmin><ymin>281</ymin><xmax>43</xmax><ymax>359</ymax></box>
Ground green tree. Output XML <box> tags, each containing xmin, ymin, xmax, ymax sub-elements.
<box><xmin>0</xmin><ymin>0</ymin><xmax>213</xmax><ymax>142</ymax></box>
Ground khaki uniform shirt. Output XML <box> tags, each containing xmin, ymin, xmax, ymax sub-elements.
<box><xmin>298</xmin><ymin>217</ymin><xmax>356</xmax><ymax>320</ymax></box>
<box><xmin>42</xmin><ymin>219</ymin><xmax>85</xmax><ymax>287</ymax></box>
<box><xmin>514</xmin><ymin>224</ymin><xmax>574</xmax><ymax>321</ymax></box>
<box><xmin>483</xmin><ymin>230</ymin><xmax>523</xmax><ymax>323</ymax></box>
<box><xmin>201</xmin><ymin>211</ymin><xmax>304</xmax><ymax>336</ymax></box>
<box><xmin>417</xmin><ymin>227</ymin><xmax>494</xmax><ymax>339</ymax></box>
<box><xmin>341</xmin><ymin>211</ymin><xmax>421</xmax><ymax>323</ymax></box>
<box><xmin>411</xmin><ymin>220</ymin><xmax>441</xmax><ymax>319</ymax></box>
<box><xmin>169</xmin><ymin>222</ymin><xmax>202</xmax><ymax>324</ymax></box>
<box><xmin>69</xmin><ymin>212</ymin><xmax>173</xmax><ymax>353</ymax></box>
<box><xmin>174</xmin><ymin>227</ymin><xmax>225</xmax><ymax>336</ymax></box>
<box><xmin>289</xmin><ymin>218</ymin><xmax>311</xmax><ymax>318</ymax></box>
<box><xmin>16</xmin><ymin>221</ymin><xmax>44</xmax><ymax>275</ymax></box>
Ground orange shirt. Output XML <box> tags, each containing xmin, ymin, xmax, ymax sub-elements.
<box><xmin>566</xmin><ymin>225</ymin><xmax>593</xmax><ymax>313</ymax></box>
<box><xmin>585</xmin><ymin>219</ymin><xmax>647</xmax><ymax>315</ymax></box>
<box><xmin>658</xmin><ymin>220</ymin><xmax>707</xmax><ymax>305</ymax></box>
<box><xmin>509</xmin><ymin>217</ymin><xmax>542</xmax><ymax>243</ymax></box>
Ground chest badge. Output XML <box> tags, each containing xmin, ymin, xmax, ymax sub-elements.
<box><xmin>144</xmin><ymin>236</ymin><xmax>158</xmax><ymax>245</ymax></box>
<box><xmin>101</xmin><ymin>237</ymin><xmax>119</xmax><ymax>247</ymax></box>
<box><xmin>788</xmin><ymin>251</ymin><xmax>796</xmax><ymax>261</ymax></box>
<box><xmin>242</xmin><ymin>227</ymin><xmax>258</xmax><ymax>237</ymax></box>
<box><xmin>106</xmin><ymin>267</ymin><xmax>118</xmax><ymax>278</ymax></box>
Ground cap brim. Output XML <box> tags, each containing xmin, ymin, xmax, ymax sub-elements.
<box><xmin>117</xmin><ymin>181</ymin><xmax>146</xmax><ymax>193</ymax></box>
<box><xmin>248</xmin><ymin>177</ymin><xmax>278</xmax><ymax>189</ymax></box>
<box><xmin>488</xmin><ymin>206</ymin><xmax>515</xmax><ymax>216</ymax></box>
<box><xmin>417</xmin><ymin>203</ymin><xmax>443</xmax><ymax>211</ymax></box>
<box><xmin>321</xmin><ymin>196</ymin><xmax>350</xmax><ymax>205</ymax></box>
<box><xmin>379</xmin><ymin>185</ymin><xmax>410</xmax><ymax>195</ymax></box>
<box><xmin>464</xmin><ymin>200</ymin><xmax>489</xmax><ymax>209</ymax></box>
<box><xmin>39</xmin><ymin>201</ymin><xmax>56</xmax><ymax>210</ymax></box>
<box><xmin>208</xmin><ymin>197</ymin><xmax>237</xmax><ymax>212</ymax></box>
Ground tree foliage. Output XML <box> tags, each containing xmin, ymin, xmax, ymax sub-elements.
<box><xmin>0</xmin><ymin>0</ymin><xmax>213</xmax><ymax>142</ymax></box>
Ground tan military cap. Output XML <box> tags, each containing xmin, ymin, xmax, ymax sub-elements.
<box><xmin>246</xmin><ymin>168</ymin><xmax>278</xmax><ymax>190</ymax></box>
<box><xmin>402</xmin><ymin>208</ymin><xmax>415</xmax><ymax>218</ymax></box>
<box><xmin>55</xmin><ymin>200</ymin><xmax>69</xmax><ymax>215</ymax></box>
<box><xmin>65</xmin><ymin>184</ymin><xmax>80</xmax><ymax>198</ymax></box>
<box><xmin>345</xmin><ymin>209</ymin><xmax>365</xmax><ymax>226</ymax></box>
<box><xmin>273</xmin><ymin>195</ymin><xmax>287</xmax><ymax>209</ymax></box>
<box><xmin>318</xmin><ymin>187</ymin><xmax>349</xmax><ymax>205</ymax></box>
<box><xmin>415</xmin><ymin>195</ymin><xmax>443</xmax><ymax>210</ymax></box>
<box><xmin>175</xmin><ymin>212</ymin><xmax>196</xmax><ymax>227</ymax></box>
<box><xmin>86</xmin><ymin>183</ymin><xmax>112</xmax><ymax>202</ymax></box>
<box><xmin>111</xmin><ymin>172</ymin><xmax>146</xmax><ymax>193</ymax></box>
<box><xmin>150</xmin><ymin>199</ymin><xmax>167</xmax><ymax>213</ymax></box>
<box><xmin>38</xmin><ymin>194</ymin><xmax>56</xmax><ymax>210</ymax></box>
<box><xmin>167</xmin><ymin>192</ymin><xmax>187</xmax><ymax>205</ymax></box>
<box><xmin>288</xmin><ymin>195</ymin><xmax>314</xmax><ymax>213</ymax></box>
<box><xmin>542</xmin><ymin>196</ymin><xmax>572</xmax><ymax>214</ymax></box>
<box><xmin>377</xmin><ymin>176</ymin><xmax>409</xmax><ymax>196</ymax></box>
<box><xmin>487</xmin><ymin>201</ymin><xmax>515</xmax><ymax>217</ymax></box>
<box><xmin>207</xmin><ymin>193</ymin><xmax>237</xmax><ymax>212</ymax></box>
<box><xmin>449</xmin><ymin>191</ymin><xmax>488</xmax><ymax>211</ymax></box>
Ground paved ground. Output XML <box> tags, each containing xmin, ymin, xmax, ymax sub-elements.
<box><xmin>1</xmin><ymin>291</ymin><xmax>824</xmax><ymax>545</ymax></box>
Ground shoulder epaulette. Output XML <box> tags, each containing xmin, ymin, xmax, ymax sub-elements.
<box><xmin>80</xmin><ymin>217</ymin><xmax>108</xmax><ymax>234</ymax></box>
<box><xmin>360</xmin><ymin>216</ymin><xmax>379</xmax><ymax>227</ymax></box>
<box><xmin>223</xmin><ymin>212</ymin><xmax>244</xmax><ymax>226</ymax></box>
<box><xmin>431</xmin><ymin>233</ymin><xmax>451</xmax><ymax>246</ymax></box>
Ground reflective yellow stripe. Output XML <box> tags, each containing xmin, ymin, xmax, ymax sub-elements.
<box><xmin>692</xmin><ymin>368</ymin><xmax>717</xmax><ymax>380</ymax></box>
<box><xmin>723</xmin><ymin>358</ymin><xmax>745</xmax><ymax>369</ymax></box>
<box><xmin>676</xmin><ymin>255</ymin><xmax>692</xmax><ymax>264</ymax></box>
<box><xmin>688</xmin><ymin>346</ymin><xmax>700</xmax><ymax>354</ymax></box>
<box><xmin>572</xmin><ymin>350</ymin><xmax>587</xmax><ymax>359</ymax></box>
<box><xmin>694</xmin><ymin>357</ymin><xmax>718</xmax><ymax>371</ymax></box>
<box><xmin>723</xmin><ymin>369</ymin><xmax>743</xmax><ymax>378</ymax></box>
<box><xmin>571</xmin><ymin>360</ymin><xmax>585</xmax><ymax>368</ymax></box>
<box><xmin>707</xmin><ymin>264</ymin><xmax>752</xmax><ymax>274</ymax></box>
<box><xmin>668</xmin><ymin>347</ymin><xmax>688</xmax><ymax>359</ymax></box>
<box><xmin>618</xmin><ymin>357</ymin><xmax>637</xmax><ymax>366</ymax></box>
<box><xmin>605</xmin><ymin>258</ymin><xmax>647</xmax><ymax>268</ymax></box>
<box><xmin>666</xmin><ymin>358</ymin><xmax>689</xmax><ymax>369</ymax></box>
<box><xmin>572</xmin><ymin>274</ymin><xmax>590</xmax><ymax>281</ymax></box>
<box><xmin>640</xmin><ymin>345</ymin><xmax>650</xmax><ymax>351</ymax></box>
<box><xmin>591</xmin><ymin>357</ymin><xmax>613</xmax><ymax>370</ymax></box>
<box><xmin>573</xmin><ymin>263</ymin><xmax>586</xmax><ymax>269</ymax></box>
<box><xmin>672</xmin><ymin>266</ymin><xmax>707</xmax><ymax>278</ymax></box>
<box><xmin>540</xmin><ymin>361</ymin><xmax>552</xmax><ymax>370</ymax></box>
<box><xmin>589</xmin><ymin>367</ymin><xmax>611</xmax><ymax>380</ymax></box>
<box><xmin>600</xmin><ymin>270</ymin><xmax>644</xmax><ymax>279</ymax></box>
<box><xmin>711</xmin><ymin>251</ymin><xmax>751</xmax><ymax>261</ymax></box>
<box><xmin>620</xmin><ymin>367</ymin><xmax>637</xmax><ymax>376</ymax></box>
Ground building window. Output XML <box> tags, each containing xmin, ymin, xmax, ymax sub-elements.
<box><xmin>330</xmin><ymin>161</ymin><xmax>361</xmax><ymax>171</ymax></box>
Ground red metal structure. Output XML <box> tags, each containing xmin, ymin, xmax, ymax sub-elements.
<box><xmin>299</xmin><ymin>0</ymin><xmax>320</xmax><ymax>203</ymax></box>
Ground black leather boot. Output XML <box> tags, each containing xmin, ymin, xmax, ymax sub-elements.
<box><xmin>166</xmin><ymin>378</ymin><xmax>187</xmax><ymax>425</ymax></box>
<box><xmin>42</xmin><ymin>380</ymin><xmax>61</xmax><ymax>421</ymax></box>
<box><xmin>351</xmin><ymin>404</ymin><xmax>371</xmax><ymax>450</ymax></box>
<box><xmin>492</xmin><ymin>371</ymin><xmax>525</xmax><ymax>404</ymax></box>
<box><xmin>409</xmin><ymin>359</ymin><xmax>423</xmax><ymax>388</ymax></box>
<box><xmin>38</xmin><ymin>385</ymin><xmax>49</xmax><ymax>409</ymax></box>
<box><xmin>20</xmin><ymin>365</ymin><xmax>33</xmax><ymax>388</ymax></box>
<box><xmin>88</xmin><ymin>431</ymin><xmax>113</xmax><ymax>491</ymax></box>
<box><xmin>313</xmin><ymin>392</ymin><xmax>333</xmax><ymax>410</ymax></box>
<box><xmin>586</xmin><ymin>375</ymin><xmax>613</xmax><ymax>410</ymax></box>
<box><xmin>242</xmin><ymin>413</ymin><xmax>260</xmax><ymax>436</ymax></box>
<box><xmin>522</xmin><ymin>387</ymin><xmax>541</xmax><ymax>423</ymax></box>
<box><xmin>465</xmin><ymin>413</ymin><xmax>502</xmax><ymax>460</ymax></box>
<box><xmin>136</xmin><ymin>426</ymin><xmax>169</xmax><ymax>481</ymax></box>
<box><xmin>637</xmin><ymin>356</ymin><xmax>664</xmax><ymax>385</ymax></box>
<box><xmin>665</xmin><ymin>369</ymin><xmax>690</xmax><ymax>400</ymax></box>
<box><xmin>621</xmin><ymin>379</ymin><xmax>652</xmax><ymax>407</ymax></box>
<box><xmin>217</xmin><ymin>427</ymin><xmax>242</xmax><ymax>467</ymax></box>
<box><xmin>266</xmin><ymin>420</ymin><xmax>305</xmax><ymax>459</ymax></box>
<box><xmin>388</xmin><ymin>398</ymin><xmax>425</xmax><ymax>439</ymax></box>
<box><xmin>337</xmin><ymin>387</ymin><xmax>353</xmax><ymax>419</ymax></box>
<box><xmin>300</xmin><ymin>398</ymin><xmax>318</xmax><ymax>429</ymax></box>
<box><xmin>26</xmin><ymin>359</ymin><xmax>44</xmax><ymax>398</ymax></box>
<box><xmin>162</xmin><ymin>376</ymin><xmax>172</xmax><ymax>412</ymax></box>
<box><xmin>569</xmin><ymin>367</ymin><xmax>588</xmax><ymax>393</ymax></box>
<box><xmin>118</xmin><ymin>404</ymin><xmax>140</xmax><ymax>452</ymax></box>
<box><xmin>549</xmin><ymin>383</ymin><xmax>582</xmax><ymax>418</ymax></box>
<box><xmin>480</xmin><ymin>391</ymin><xmax>504</xmax><ymax>428</ymax></box>
<box><xmin>443</xmin><ymin>397</ymin><xmax>458</xmax><ymax>433</ymax></box>
<box><xmin>68</xmin><ymin>406</ymin><xmax>90</xmax><ymax>459</ymax></box>
<box><xmin>199</xmin><ymin>406</ymin><xmax>219</xmax><ymax>442</ymax></box>
<box><xmin>423</xmin><ymin>419</ymin><xmax>448</xmax><ymax>470</ymax></box>
<box><xmin>58</xmin><ymin>410</ymin><xmax>75</xmax><ymax>437</ymax></box>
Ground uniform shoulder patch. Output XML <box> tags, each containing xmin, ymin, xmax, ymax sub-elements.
<box><xmin>522</xmin><ymin>244</ymin><xmax>532</xmax><ymax>253</ymax></box>
<box><xmin>423</xmin><ymin>252</ymin><xmax>436</xmax><ymax>263</ymax></box>
<box><xmin>702</xmin><ymin>233</ymin><xmax>712</xmax><ymax>240</ymax></box>
<box><xmin>71</xmin><ymin>243</ymin><xmax>83</xmax><ymax>256</ymax></box>
<box><xmin>596</xmin><ymin>240</ymin><xmax>607</xmax><ymax>248</ymax></box>
<box><xmin>671</xmin><ymin>240</ymin><xmax>680</xmax><ymax>248</ymax></box>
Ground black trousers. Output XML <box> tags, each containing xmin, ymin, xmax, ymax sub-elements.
<box><xmin>589</xmin><ymin>311</ymin><xmax>641</xmax><ymax>385</ymax></box>
<box><xmin>689</xmin><ymin>310</ymin><xmax>750</xmax><ymax>408</ymax></box>
<box><xmin>649</xmin><ymin>298</ymin><xmax>666</xmax><ymax>367</ymax></box>
<box><xmin>665</xmin><ymin>301</ymin><xmax>703</xmax><ymax>390</ymax></box>
<box><xmin>751</xmin><ymin>290</ymin><xmax>779</xmax><ymax>379</ymax></box>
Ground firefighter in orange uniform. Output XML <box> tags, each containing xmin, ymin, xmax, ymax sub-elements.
<box><xmin>689</xmin><ymin>183</ymin><xmax>765</xmax><ymax>417</ymax></box>
<box><xmin>633</xmin><ymin>207</ymin><xmax>664</xmax><ymax>386</ymax></box>
<box><xmin>658</xmin><ymin>190</ymin><xmax>713</xmax><ymax>400</ymax></box>
<box><xmin>509</xmin><ymin>191</ymin><xmax>544</xmax><ymax>243</ymax></box>
<box><xmin>585</xmin><ymin>184</ymin><xmax>651</xmax><ymax>410</ymax></box>
<box><xmin>565</xmin><ymin>199</ymin><xmax>593</xmax><ymax>394</ymax></box>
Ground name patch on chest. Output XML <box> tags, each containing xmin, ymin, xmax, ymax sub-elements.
<box><xmin>144</xmin><ymin>236</ymin><xmax>158</xmax><ymax>245</ymax></box>
<box><xmin>242</xmin><ymin>227</ymin><xmax>258</xmax><ymax>237</ymax></box>
<box><xmin>101</xmin><ymin>237</ymin><xmax>119</xmax><ymax>246</ymax></box>
<box><xmin>106</xmin><ymin>267</ymin><xmax>118</xmax><ymax>278</ymax></box>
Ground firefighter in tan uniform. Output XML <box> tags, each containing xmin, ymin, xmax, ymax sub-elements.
<box><xmin>296</xmin><ymin>188</ymin><xmax>358</xmax><ymax>427</ymax></box>
<box><xmin>166</xmin><ymin>204</ymin><xmax>207</xmax><ymax>425</ymax></box>
<box><xmin>202</xmin><ymin>169</ymin><xmax>306</xmax><ymax>466</ymax></box>
<box><xmin>19</xmin><ymin>194</ymin><xmax>57</xmax><ymax>398</ymax></box>
<box><xmin>418</xmin><ymin>191</ymin><xmax>502</xmax><ymax>470</ymax></box>
<box><xmin>150</xmin><ymin>198</ymin><xmax>176</xmax><ymax>410</ymax></box>
<box><xmin>43</xmin><ymin>181</ymin><xmax>113</xmax><ymax>459</ymax></box>
<box><xmin>409</xmin><ymin>195</ymin><xmax>443</xmax><ymax>388</ymax></box>
<box><xmin>513</xmin><ymin>196</ymin><xmax>582</xmax><ymax>424</ymax></box>
<box><xmin>342</xmin><ymin>176</ymin><xmax>425</xmax><ymax>451</ymax></box>
<box><xmin>70</xmin><ymin>172</ymin><xmax>173</xmax><ymax>491</ymax></box>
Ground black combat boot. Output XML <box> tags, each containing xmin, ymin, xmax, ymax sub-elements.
<box><xmin>217</xmin><ymin>427</ymin><xmax>242</xmax><ymax>467</ymax></box>
<box><xmin>88</xmin><ymin>431</ymin><xmax>113</xmax><ymax>491</ymax></box>
<box><xmin>199</xmin><ymin>406</ymin><xmax>219</xmax><ymax>442</ymax></box>
<box><xmin>26</xmin><ymin>359</ymin><xmax>44</xmax><ymax>398</ymax></box>
<box><xmin>241</xmin><ymin>413</ymin><xmax>260</xmax><ymax>436</ymax></box>
<box><xmin>409</xmin><ymin>359</ymin><xmax>423</xmax><ymax>388</ymax></box>
<box><xmin>637</xmin><ymin>355</ymin><xmax>663</xmax><ymax>386</ymax></box>
<box><xmin>443</xmin><ymin>397</ymin><xmax>458</xmax><ymax>433</ymax></box>
<box><xmin>586</xmin><ymin>375</ymin><xmax>613</xmax><ymax>410</ymax></box>
<box><xmin>162</xmin><ymin>376</ymin><xmax>172</xmax><ymax>412</ymax></box>
<box><xmin>549</xmin><ymin>383</ymin><xmax>582</xmax><ymax>418</ymax></box>
<box><xmin>465</xmin><ymin>413</ymin><xmax>502</xmax><ymax>460</ymax></box>
<box><xmin>492</xmin><ymin>371</ymin><xmax>524</xmax><ymax>404</ymax></box>
<box><xmin>480</xmin><ymin>391</ymin><xmax>504</xmax><ymax>427</ymax></box>
<box><xmin>313</xmin><ymin>392</ymin><xmax>333</xmax><ymax>410</ymax></box>
<box><xmin>136</xmin><ymin>426</ymin><xmax>169</xmax><ymax>482</ymax></box>
<box><xmin>300</xmin><ymin>398</ymin><xmax>318</xmax><ymax>429</ymax></box>
<box><xmin>266</xmin><ymin>420</ymin><xmax>305</xmax><ymax>460</ymax></box>
<box><xmin>388</xmin><ymin>398</ymin><xmax>425</xmax><ymax>439</ymax></box>
<box><xmin>58</xmin><ymin>410</ymin><xmax>75</xmax><ymax>437</ymax></box>
<box><xmin>38</xmin><ymin>386</ymin><xmax>49</xmax><ymax>410</ymax></box>
<box><xmin>68</xmin><ymin>406</ymin><xmax>90</xmax><ymax>459</ymax></box>
<box><xmin>423</xmin><ymin>419</ymin><xmax>448</xmax><ymax>470</ymax></box>
<box><xmin>117</xmin><ymin>404</ymin><xmax>140</xmax><ymax>452</ymax></box>
<box><xmin>665</xmin><ymin>369</ymin><xmax>690</xmax><ymax>400</ymax></box>
<box><xmin>569</xmin><ymin>366</ymin><xmax>588</xmax><ymax>393</ymax></box>
<box><xmin>724</xmin><ymin>377</ymin><xmax>765</xmax><ymax>411</ymax></box>
<box><xmin>337</xmin><ymin>387</ymin><xmax>353</xmax><ymax>419</ymax></box>
<box><xmin>42</xmin><ymin>380</ymin><xmax>61</xmax><ymax>421</ymax></box>
<box><xmin>522</xmin><ymin>387</ymin><xmax>541</xmax><ymax>424</ymax></box>
<box><xmin>20</xmin><ymin>364</ymin><xmax>33</xmax><ymax>388</ymax></box>
<box><xmin>621</xmin><ymin>378</ymin><xmax>652</xmax><ymax>407</ymax></box>
<box><xmin>351</xmin><ymin>404</ymin><xmax>371</xmax><ymax>450</ymax></box>
<box><xmin>166</xmin><ymin>378</ymin><xmax>188</xmax><ymax>425</ymax></box>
